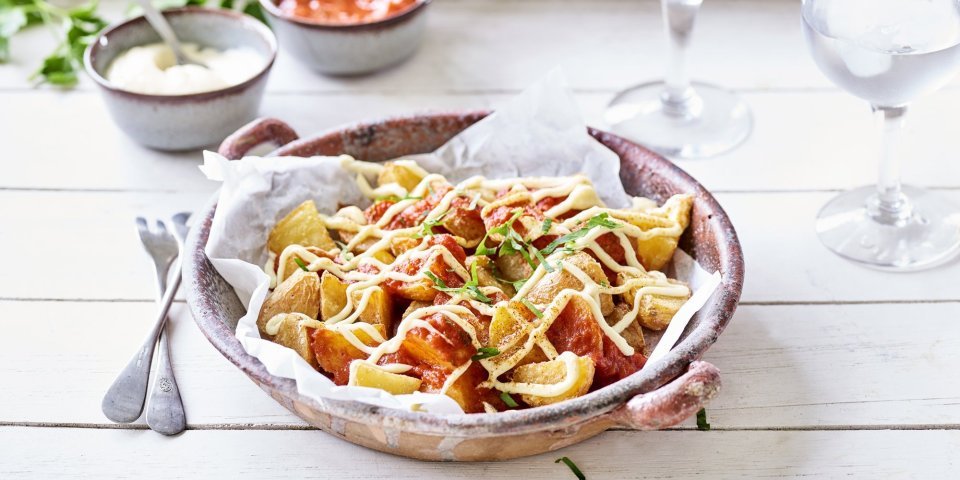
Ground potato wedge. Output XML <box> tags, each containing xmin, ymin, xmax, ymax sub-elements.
<box><xmin>268</xmin><ymin>200</ymin><xmax>336</xmax><ymax>254</ymax></box>
<box><xmin>264</xmin><ymin>313</ymin><xmax>318</xmax><ymax>368</ymax></box>
<box><xmin>620</xmin><ymin>274</ymin><xmax>690</xmax><ymax>331</ymax></box>
<box><xmin>525</xmin><ymin>252</ymin><xmax>613</xmax><ymax>316</ymax></box>
<box><xmin>320</xmin><ymin>272</ymin><xmax>394</xmax><ymax>331</ymax></box>
<box><xmin>352</xmin><ymin>362</ymin><xmax>422</xmax><ymax>395</ymax></box>
<box><xmin>320</xmin><ymin>271</ymin><xmax>348</xmax><ymax>321</ymax></box>
<box><xmin>377</xmin><ymin>161</ymin><xmax>425</xmax><ymax>192</ymax></box>
<box><xmin>605</xmin><ymin>303</ymin><xmax>645</xmax><ymax>352</ymax></box>
<box><xmin>630</xmin><ymin>194</ymin><xmax>693</xmax><ymax>271</ymax></box>
<box><xmin>312</xmin><ymin>323</ymin><xmax>386</xmax><ymax>385</ymax></box>
<box><xmin>257</xmin><ymin>270</ymin><xmax>321</xmax><ymax>338</ymax></box>
<box><xmin>466</xmin><ymin>255</ymin><xmax>516</xmax><ymax>297</ymax></box>
<box><xmin>510</xmin><ymin>353</ymin><xmax>595</xmax><ymax>407</ymax></box>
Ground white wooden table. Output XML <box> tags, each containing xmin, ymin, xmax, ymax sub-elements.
<box><xmin>3</xmin><ymin>1</ymin><xmax>959</xmax><ymax>477</ymax></box>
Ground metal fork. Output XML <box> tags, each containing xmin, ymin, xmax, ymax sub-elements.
<box><xmin>101</xmin><ymin>214</ymin><xmax>188</xmax><ymax>434</ymax></box>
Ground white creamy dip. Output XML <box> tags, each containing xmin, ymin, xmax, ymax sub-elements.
<box><xmin>105</xmin><ymin>42</ymin><xmax>264</xmax><ymax>95</ymax></box>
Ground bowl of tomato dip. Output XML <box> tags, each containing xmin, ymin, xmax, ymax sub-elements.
<box><xmin>259</xmin><ymin>0</ymin><xmax>430</xmax><ymax>75</ymax></box>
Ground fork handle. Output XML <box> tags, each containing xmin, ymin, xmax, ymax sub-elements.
<box><xmin>101</xmin><ymin>260</ymin><xmax>181</xmax><ymax>423</ymax></box>
<box><xmin>146</xmin><ymin>263</ymin><xmax>186</xmax><ymax>435</ymax></box>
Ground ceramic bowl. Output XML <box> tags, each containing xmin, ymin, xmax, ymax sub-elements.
<box><xmin>258</xmin><ymin>0</ymin><xmax>429</xmax><ymax>75</ymax></box>
<box><xmin>184</xmin><ymin>114</ymin><xmax>744</xmax><ymax>461</ymax></box>
<box><xmin>84</xmin><ymin>8</ymin><xmax>277</xmax><ymax>151</ymax></box>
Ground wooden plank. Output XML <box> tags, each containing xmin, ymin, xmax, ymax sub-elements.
<box><xmin>4</xmin><ymin>89</ymin><xmax>960</xmax><ymax>192</ymax></box>
<box><xmin>1</xmin><ymin>189</ymin><xmax>957</xmax><ymax>302</ymax></box>
<box><xmin>0</xmin><ymin>0</ymin><xmax>839</xmax><ymax>93</ymax></box>
<box><xmin>1</xmin><ymin>426</ymin><xmax>957</xmax><ymax>479</ymax></box>
<box><xmin>4</xmin><ymin>301</ymin><xmax>959</xmax><ymax>428</ymax></box>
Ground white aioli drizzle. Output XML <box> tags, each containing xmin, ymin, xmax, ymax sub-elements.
<box><xmin>264</xmin><ymin>158</ymin><xmax>692</xmax><ymax>407</ymax></box>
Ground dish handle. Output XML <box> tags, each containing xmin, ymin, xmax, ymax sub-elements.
<box><xmin>608</xmin><ymin>360</ymin><xmax>721</xmax><ymax>430</ymax></box>
<box><xmin>218</xmin><ymin>117</ymin><xmax>300</xmax><ymax>160</ymax></box>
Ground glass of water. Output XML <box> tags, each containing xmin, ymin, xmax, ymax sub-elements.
<box><xmin>604</xmin><ymin>0</ymin><xmax>752</xmax><ymax>158</ymax></box>
<box><xmin>803</xmin><ymin>0</ymin><xmax>960</xmax><ymax>270</ymax></box>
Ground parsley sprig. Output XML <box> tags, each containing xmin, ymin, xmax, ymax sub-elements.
<box><xmin>499</xmin><ymin>391</ymin><xmax>518</xmax><ymax>408</ymax></box>
<box><xmin>293</xmin><ymin>257</ymin><xmax>309</xmax><ymax>272</ymax></box>
<box><xmin>521</xmin><ymin>298</ymin><xmax>543</xmax><ymax>319</ymax></box>
<box><xmin>470</xmin><ymin>347</ymin><xmax>499</xmax><ymax>361</ymax></box>
<box><xmin>413</xmin><ymin>210</ymin><xmax>448</xmax><ymax>238</ymax></box>
<box><xmin>475</xmin><ymin>208</ymin><xmax>548</xmax><ymax>271</ymax></box>
<box><xmin>555</xmin><ymin>457</ymin><xmax>586</xmax><ymax>480</ymax></box>
<box><xmin>541</xmin><ymin>212</ymin><xmax>621</xmax><ymax>256</ymax></box>
<box><xmin>696</xmin><ymin>408</ymin><xmax>711</xmax><ymax>431</ymax></box>
<box><xmin>423</xmin><ymin>263</ymin><xmax>493</xmax><ymax>305</ymax></box>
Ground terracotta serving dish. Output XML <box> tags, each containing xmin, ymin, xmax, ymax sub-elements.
<box><xmin>184</xmin><ymin>113</ymin><xmax>744</xmax><ymax>461</ymax></box>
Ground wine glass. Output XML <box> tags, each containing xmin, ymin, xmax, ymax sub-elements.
<box><xmin>604</xmin><ymin>0</ymin><xmax>752</xmax><ymax>158</ymax></box>
<box><xmin>802</xmin><ymin>0</ymin><xmax>960</xmax><ymax>270</ymax></box>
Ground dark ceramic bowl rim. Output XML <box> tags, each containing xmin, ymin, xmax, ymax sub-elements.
<box><xmin>83</xmin><ymin>7</ymin><xmax>277</xmax><ymax>102</ymax></box>
<box><xmin>258</xmin><ymin>0</ymin><xmax>430</xmax><ymax>30</ymax></box>
<box><xmin>184</xmin><ymin>111</ymin><xmax>744</xmax><ymax>437</ymax></box>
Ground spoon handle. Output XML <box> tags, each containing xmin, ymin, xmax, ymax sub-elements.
<box><xmin>136</xmin><ymin>0</ymin><xmax>191</xmax><ymax>65</ymax></box>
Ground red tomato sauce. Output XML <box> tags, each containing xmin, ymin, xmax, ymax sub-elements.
<box><xmin>277</xmin><ymin>0</ymin><xmax>419</xmax><ymax>24</ymax></box>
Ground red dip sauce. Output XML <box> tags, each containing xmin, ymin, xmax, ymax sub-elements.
<box><xmin>277</xmin><ymin>0</ymin><xmax>419</xmax><ymax>24</ymax></box>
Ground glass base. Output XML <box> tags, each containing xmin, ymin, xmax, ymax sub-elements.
<box><xmin>604</xmin><ymin>81</ymin><xmax>752</xmax><ymax>159</ymax></box>
<box><xmin>816</xmin><ymin>185</ymin><xmax>960</xmax><ymax>271</ymax></box>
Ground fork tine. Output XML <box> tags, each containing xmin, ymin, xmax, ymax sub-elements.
<box><xmin>136</xmin><ymin>217</ymin><xmax>149</xmax><ymax>233</ymax></box>
<box><xmin>156</xmin><ymin>219</ymin><xmax>168</xmax><ymax>234</ymax></box>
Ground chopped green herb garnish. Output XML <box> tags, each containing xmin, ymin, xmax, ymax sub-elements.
<box><xmin>293</xmin><ymin>257</ymin><xmax>309</xmax><ymax>271</ymax></box>
<box><xmin>541</xmin><ymin>218</ymin><xmax>553</xmax><ymax>235</ymax></box>
<box><xmin>521</xmin><ymin>299</ymin><xmax>543</xmax><ymax>319</ymax></box>
<box><xmin>541</xmin><ymin>213</ymin><xmax>621</xmax><ymax>256</ymax></box>
<box><xmin>500</xmin><ymin>391</ymin><xmax>518</xmax><ymax>408</ymax></box>
<box><xmin>475</xmin><ymin>208</ymin><xmax>524</xmax><ymax>256</ymax></box>
<box><xmin>555</xmin><ymin>457</ymin><xmax>586</xmax><ymax>480</ymax></box>
<box><xmin>471</xmin><ymin>347</ymin><xmax>500</xmax><ymax>361</ymax></box>
<box><xmin>696</xmin><ymin>408</ymin><xmax>710</xmax><ymax>431</ymax></box>
<box><xmin>413</xmin><ymin>210</ymin><xmax>449</xmax><ymax>238</ymax></box>
<box><xmin>423</xmin><ymin>264</ymin><xmax>493</xmax><ymax>305</ymax></box>
<box><xmin>532</xmin><ymin>248</ymin><xmax>554</xmax><ymax>273</ymax></box>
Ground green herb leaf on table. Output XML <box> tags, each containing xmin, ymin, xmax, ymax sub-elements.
<box><xmin>696</xmin><ymin>408</ymin><xmax>711</xmax><ymax>431</ymax></box>
<box><xmin>555</xmin><ymin>457</ymin><xmax>586</xmax><ymax>480</ymax></box>
<box><xmin>499</xmin><ymin>391</ymin><xmax>518</xmax><ymax>408</ymax></box>
<box><xmin>470</xmin><ymin>347</ymin><xmax>499</xmax><ymax>361</ymax></box>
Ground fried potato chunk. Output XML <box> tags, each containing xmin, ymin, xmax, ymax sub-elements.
<box><xmin>383</xmin><ymin>234</ymin><xmax>467</xmax><ymax>302</ymax></box>
<box><xmin>264</xmin><ymin>313</ymin><xmax>318</xmax><ymax>368</ymax></box>
<box><xmin>525</xmin><ymin>252</ymin><xmax>613</xmax><ymax>316</ymax></box>
<box><xmin>466</xmin><ymin>255</ymin><xmax>516</xmax><ymax>297</ymax></box>
<box><xmin>630</xmin><ymin>194</ymin><xmax>693</xmax><ymax>271</ymax></box>
<box><xmin>352</xmin><ymin>363</ymin><xmax>422</xmax><ymax>395</ymax></box>
<box><xmin>605</xmin><ymin>303</ymin><xmax>645</xmax><ymax>352</ymax></box>
<box><xmin>377</xmin><ymin>161</ymin><xmax>425</xmax><ymax>192</ymax></box>
<box><xmin>268</xmin><ymin>200</ymin><xmax>336</xmax><ymax>254</ymax></box>
<box><xmin>510</xmin><ymin>354</ymin><xmax>595</xmax><ymax>407</ymax></box>
<box><xmin>619</xmin><ymin>273</ymin><xmax>690</xmax><ymax>331</ymax></box>
<box><xmin>319</xmin><ymin>271</ymin><xmax>394</xmax><ymax>332</ymax></box>
<box><xmin>311</xmin><ymin>323</ymin><xmax>385</xmax><ymax>385</ymax></box>
<box><xmin>257</xmin><ymin>270</ymin><xmax>320</xmax><ymax>338</ymax></box>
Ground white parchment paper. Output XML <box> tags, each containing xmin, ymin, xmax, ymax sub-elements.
<box><xmin>200</xmin><ymin>71</ymin><xmax>721</xmax><ymax>415</ymax></box>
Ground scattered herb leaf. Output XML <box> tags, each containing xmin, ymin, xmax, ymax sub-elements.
<box><xmin>555</xmin><ymin>457</ymin><xmax>586</xmax><ymax>480</ymax></box>
<box><xmin>423</xmin><ymin>264</ymin><xmax>492</xmax><ymax>305</ymax></box>
<box><xmin>541</xmin><ymin>218</ymin><xmax>553</xmax><ymax>235</ymax></box>
<box><xmin>541</xmin><ymin>213</ymin><xmax>621</xmax><ymax>256</ymax></box>
<box><xmin>696</xmin><ymin>408</ymin><xmax>710</xmax><ymax>431</ymax></box>
<box><xmin>413</xmin><ymin>210</ymin><xmax>448</xmax><ymax>238</ymax></box>
<box><xmin>499</xmin><ymin>391</ymin><xmax>518</xmax><ymax>408</ymax></box>
<box><xmin>293</xmin><ymin>257</ymin><xmax>309</xmax><ymax>272</ymax></box>
<box><xmin>471</xmin><ymin>347</ymin><xmax>499</xmax><ymax>361</ymax></box>
<box><xmin>521</xmin><ymin>298</ymin><xmax>543</xmax><ymax>319</ymax></box>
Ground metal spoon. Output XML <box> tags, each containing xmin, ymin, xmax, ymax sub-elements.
<box><xmin>135</xmin><ymin>0</ymin><xmax>203</xmax><ymax>67</ymax></box>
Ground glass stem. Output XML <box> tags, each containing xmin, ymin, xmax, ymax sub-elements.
<box><xmin>870</xmin><ymin>105</ymin><xmax>911</xmax><ymax>225</ymax></box>
<box><xmin>660</xmin><ymin>0</ymin><xmax>703</xmax><ymax>117</ymax></box>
